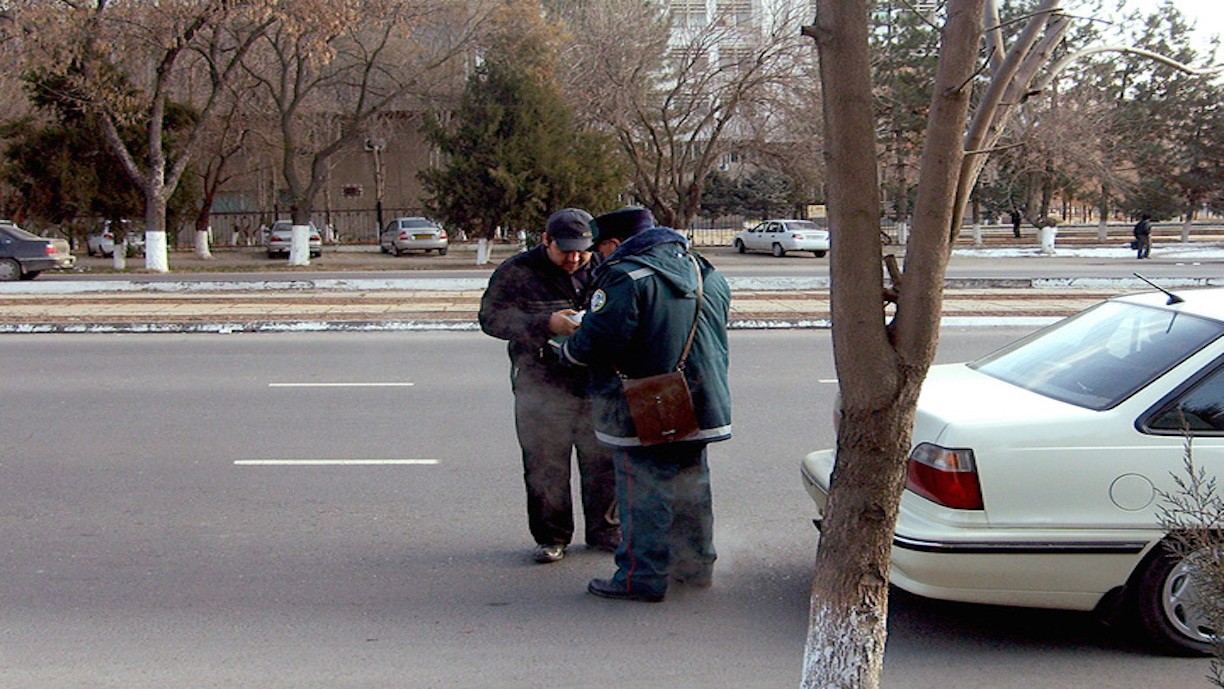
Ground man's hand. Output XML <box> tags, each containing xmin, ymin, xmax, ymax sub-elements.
<box><xmin>548</xmin><ymin>309</ymin><xmax>582</xmax><ymax>336</ymax></box>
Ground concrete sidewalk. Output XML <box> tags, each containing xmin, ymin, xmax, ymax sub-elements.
<box><xmin>0</xmin><ymin>276</ymin><xmax>1153</xmax><ymax>334</ymax></box>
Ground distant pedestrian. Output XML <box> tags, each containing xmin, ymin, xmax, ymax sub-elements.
<box><xmin>1133</xmin><ymin>213</ymin><xmax>1152</xmax><ymax>260</ymax></box>
<box><xmin>1009</xmin><ymin>208</ymin><xmax>1022</xmax><ymax>238</ymax></box>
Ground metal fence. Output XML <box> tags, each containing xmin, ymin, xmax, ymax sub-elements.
<box><xmin>206</xmin><ymin>208</ymin><xmax>427</xmax><ymax>246</ymax></box>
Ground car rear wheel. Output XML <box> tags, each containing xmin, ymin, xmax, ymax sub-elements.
<box><xmin>0</xmin><ymin>258</ymin><xmax>21</xmax><ymax>281</ymax></box>
<box><xmin>814</xmin><ymin>250</ymin><xmax>827</xmax><ymax>258</ymax></box>
<box><xmin>438</xmin><ymin>246</ymin><xmax>448</xmax><ymax>256</ymax></box>
<box><xmin>1133</xmin><ymin>540</ymin><xmax>1216</xmax><ymax>656</ymax></box>
<box><xmin>771</xmin><ymin>243</ymin><xmax>785</xmax><ymax>257</ymax></box>
<box><xmin>734</xmin><ymin>239</ymin><xmax>745</xmax><ymax>254</ymax></box>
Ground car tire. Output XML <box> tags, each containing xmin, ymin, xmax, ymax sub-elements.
<box><xmin>380</xmin><ymin>244</ymin><xmax>389</xmax><ymax>254</ymax></box>
<box><xmin>267</xmin><ymin>250</ymin><xmax>277</xmax><ymax>259</ymax></box>
<box><xmin>0</xmin><ymin>258</ymin><xmax>21</xmax><ymax>281</ymax></box>
<box><xmin>1132</xmin><ymin>540</ymin><xmax>1215</xmax><ymax>656</ymax></box>
<box><xmin>734</xmin><ymin>239</ymin><xmax>745</xmax><ymax>254</ymax></box>
<box><xmin>438</xmin><ymin>246</ymin><xmax>448</xmax><ymax>256</ymax></box>
<box><xmin>772</xmin><ymin>243</ymin><xmax>785</xmax><ymax>257</ymax></box>
<box><xmin>814</xmin><ymin>250</ymin><xmax>827</xmax><ymax>258</ymax></box>
<box><xmin>19</xmin><ymin>270</ymin><xmax>40</xmax><ymax>280</ymax></box>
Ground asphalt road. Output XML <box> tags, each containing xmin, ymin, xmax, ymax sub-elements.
<box><xmin>1</xmin><ymin>329</ymin><xmax>1209</xmax><ymax>688</ymax></box>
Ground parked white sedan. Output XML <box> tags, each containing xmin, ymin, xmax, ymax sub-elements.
<box><xmin>732</xmin><ymin>219</ymin><xmax>829</xmax><ymax>257</ymax></box>
<box><xmin>802</xmin><ymin>286</ymin><xmax>1224</xmax><ymax>655</ymax></box>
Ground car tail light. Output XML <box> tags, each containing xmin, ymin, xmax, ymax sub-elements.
<box><xmin>906</xmin><ymin>443</ymin><xmax>983</xmax><ymax>509</ymax></box>
<box><xmin>44</xmin><ymin>243</ymin><xmax>56</xmax><ymax>255</ymax></box>
<box><xmin>104</xmin><ymin>232</ymin><xmax>114</xmax><ymax>240</ymax></box>
<box><xmin>438</xmin><ymin>230</ymin><xmax>447</xmax><ymax>240</ymax></box>
<box><xmin>792</xmin><ymin>233</ymin><xmax>804</xmax><ymax>239</ymax></box>
<box><xmin>399</xmin><ymin>231</ymin><xmax>410</xmax><ymax>240</ymax></box>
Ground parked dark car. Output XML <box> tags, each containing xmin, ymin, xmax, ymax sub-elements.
<box><xmin>0</xmin><ymin>222</ymin><xmax>75</xmax><ymax>280</ymax></box>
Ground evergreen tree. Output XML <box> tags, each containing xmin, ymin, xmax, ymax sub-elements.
<box><xmin>420</xmin><ymin>0</ymin><xmax>624</xmax><ymax>241</ymax></box>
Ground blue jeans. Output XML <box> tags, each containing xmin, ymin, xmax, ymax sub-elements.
<box><xmin>609</xmin><ymin>443</ymin><xmax>716</xmax><ymax>597</ymax></box>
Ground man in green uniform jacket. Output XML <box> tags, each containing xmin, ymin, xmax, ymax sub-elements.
<box><xmin>561</xmin><ymin>207</ymin><xmax>731</xmax><ymax>602</ymax></box>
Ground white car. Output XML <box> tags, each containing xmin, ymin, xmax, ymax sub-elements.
<box><xmin>263</xmin><ymin>220</ymin><xmax>322</xmax><ymax>258</ymax></box>
<box><xmin>801</xmin><ymin>286</ymin><xmax>1224</xmax><ymax>655</ymax></box>
<box><xmin>86</xmin><ymin>220</ymin><xmax>144</xmax><ymax>257</ymax></box>
<box><xmin>732</xmin><ymin>219</ymin><xmax>829</xmax><ymax>257</ymax></box>
<box><xmin>379</xmin><ymin>217</ymin><xmax>448</xmax><ymax>255</ymax></box>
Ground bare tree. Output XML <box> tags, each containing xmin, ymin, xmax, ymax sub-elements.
<box><xmin>801</xmin><ymin>1</ymin><xmax>1223</xmax><ymax>686</ymax></box>
<box><xmin>560</xmin><ymin>0</ymin><xmax>808</xmax><ymax>230</ymax></box>
<box><xmin>9</xmin><ymin>0</ymin><xmax>273</xmax><ymax>272</ymax></box>
<box><xmin>240</xmin><ymin>0</ymin><xmax>488</xmax><ymax>265</ymax></box>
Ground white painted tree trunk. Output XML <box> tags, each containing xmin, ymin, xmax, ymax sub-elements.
<box><xmin>194</xmin><ymin>229</ymin><xmax>213</xmax><ymax>259</ymax></box>
<box><xmin>113</xmin><ymin>245</ymin><xmax>126</xmax><ymax>270</ymax></box>
<box><xmin>1039</xmin><ymin>225</ymin><xmax>1057</xmax><ymax>254</ymax></box>
<box><xmin>894</xmin><ymin>221</ymin><xmax>908</xmax><ymax>246</ymax></box>
<box><xmin>1097</xmin><ymin>218</ymin><xmax>1108</xmax><ymax>242</ymax></box>
<box><xmin>288</xmin><ymin>224</ymin><xmax>311</xmax><ymax>266</ymax></box>
<box><xmin>476</xmin><ymin>237</ymin><xmax>490</xmax><ymax>265</ymax></box>
<box><xmin>145</xmin><ymin>231</ymin><xmax>169</xmax><ymax>272</ymax></box>
<box><xmin>1181</xmin><ymin>217</ymin><xmax>1192</xmax><ymax>243</ymax></box>
<box><xmin>972</xmin><ymin>222</ymin><xmax>982</xmax><ymax>247</ymax></box>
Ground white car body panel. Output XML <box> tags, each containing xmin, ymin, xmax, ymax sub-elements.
<box><xmin>801</xmin><ymin>289</ymin><xmax>1224</xmax><ymax>615</ymax></box>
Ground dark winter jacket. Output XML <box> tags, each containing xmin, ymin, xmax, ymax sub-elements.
<box><xmin>561</xmin><ymin>228</ymin><xmax>732</xmax><ymax>447</ymax></box>
<box><xmin>1133</xmin><ymin>218</ymin><xmax>1152</xmax><ymax>238</ymax></box>
<box><xmin>479</xmin><ymin>245</ymin><xmax>594</xmax><ymax>394</ymax></box>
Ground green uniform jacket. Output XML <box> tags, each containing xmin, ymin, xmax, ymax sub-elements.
<box><xmin>562</xmin><ymin>228</ymin><xmax>731</xmax><ymax>447</ymax></box>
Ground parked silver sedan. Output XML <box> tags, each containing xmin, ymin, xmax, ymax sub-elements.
<box><xmin>380</xmin><ymin>217</ymin><xmax>448</xmax><ymax>255</ymax></box>
<box><xmin>733</xmin><ymin>219</ymin><xmax>829</xmax><ymax>257</ymax></box>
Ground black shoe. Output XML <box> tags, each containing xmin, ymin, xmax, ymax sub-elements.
<box><xmin>587</xmin><ymin>578</ymin><xmax>664</xmax><ymax>603</ymax></box>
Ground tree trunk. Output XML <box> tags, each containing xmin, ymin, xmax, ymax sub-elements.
<box><xmin>289</xmin><ymin>206</ymin><xmax>312</xmax><ymax>266</ymax></box>
<box><xmin>195</xmin><ymin>229</ymin><xmax>213</xmax><ymax>259</ymax></box>
<box><xmin>144</xmin><ymin>189</ymin><xmax>170</xmax><ymax>273</ymax></box>
<box><xmin>803</xmin><ymin>0</ymin><xmax>984</xmax><ymax>686</ymax></box>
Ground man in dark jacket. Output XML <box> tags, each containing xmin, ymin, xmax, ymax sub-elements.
<box><xmin>561</xmin><ymin>207</ymin><xmax>731</xmax><ymax>602</ymax></box>
<box><xmin>479</xmin><ymin>209</ymin><xmax>619</xmax><ymax>564</ymax></box>
<box><xmin>1134</xmin><ymin>213</ymin><xmax>1152</xmax><ymax>259</ymax></box>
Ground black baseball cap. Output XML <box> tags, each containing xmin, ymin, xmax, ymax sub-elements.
<box><xmin>545</xmin><ymin>209</ymin><xmax>595</xmax><ymax>251</ymax></box>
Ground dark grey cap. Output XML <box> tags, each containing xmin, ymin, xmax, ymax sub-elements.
<box><xmin>545</xmin><ymin>208</ymin><xmax>595</xmax><ymax>251</ymax></box>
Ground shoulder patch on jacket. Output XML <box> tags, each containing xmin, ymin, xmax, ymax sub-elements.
<box><xmin>590</xmin><ymin>289</ymin><xmax>607</xmax><ymax>312</ymax></box>
<box><xmin>627</xmin><ymin>266</ymin><xmax>656</xmax><ymax>280</ymax></box>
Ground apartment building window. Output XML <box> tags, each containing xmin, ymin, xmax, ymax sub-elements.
<box><xmin>667</xmin><ymin>47</ymin><xmax>711</xmax><ymax>73</ymax></box>
<box><xmin>670</xmin><ymin>0</ymin><xmax>707</xmax><ymax>28</ymax></box>
<box><xmin>715</xmin><ymin>0</ymin><xmax>753</xmax><ymax>27</ymax></box>
<box><xmin>718</xmin><ymin>45</ymin><xmax>753</xmax><ymax>72</ymax></box>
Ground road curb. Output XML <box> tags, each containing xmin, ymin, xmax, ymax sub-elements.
<box><xmin>3</xmin><ymin>275</ymin><xmax>1223</xmax><ymax>295</ymax></box>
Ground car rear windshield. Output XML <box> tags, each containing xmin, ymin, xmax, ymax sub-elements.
<box><xmin>969</xmin><ymin>300</ymin><xmax>1224</xmax><ymax>410</ymax></box>
<box><xmin>402</xmin><ymin>219</ymin><xmax>436</xmax><ymax>228</ymax></box>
